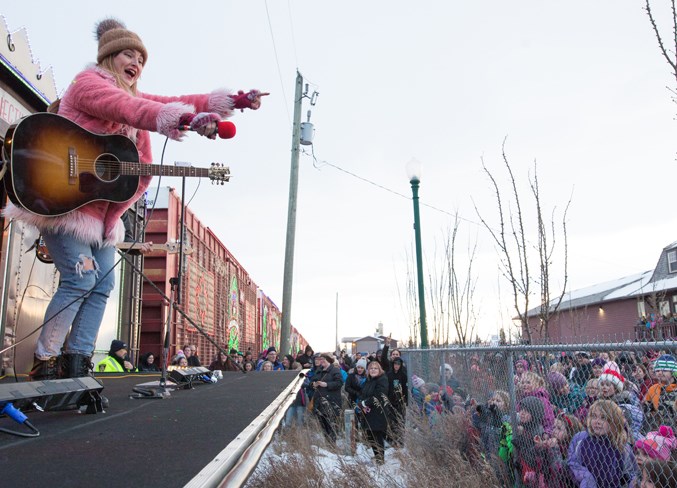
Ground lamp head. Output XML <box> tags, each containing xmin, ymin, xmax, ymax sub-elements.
<box><xmin>406</xmin><ymin>158</ymin><xmax>422</xmax><ymax>183</ymax></box>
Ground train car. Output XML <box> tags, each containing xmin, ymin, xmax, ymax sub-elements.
<box><xmin>140</xmin><ymin>186</ymin><xmax>308</xmax><ymax>365</ymax></box>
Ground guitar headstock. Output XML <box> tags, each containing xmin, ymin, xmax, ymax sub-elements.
<box><xmin>209</xmin><ymin>163</ymin><xmax>230</xmax><ymax>185</ymax></box>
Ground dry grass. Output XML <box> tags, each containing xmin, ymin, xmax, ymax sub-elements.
<box><xmin>398</xmin><ymin>411</ymin><xmax>502</xmax><ymax>487</ymax></box>
<box><xmin>245</xmin><ymin>408</ymin><xmax>501</xmax><ymax>488</ymax></box>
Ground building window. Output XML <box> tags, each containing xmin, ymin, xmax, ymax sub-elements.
<box><xmin>673</xmin><ymin>295</ymin><xmax>677</xmax><ymax>314</ymax></box>
<box><xmin>660</xmin><ymin>300</ymin><xmax>670</xmax><ymax>317</ymax></box>
<box><xmin>637</xmin><ymin>300</ymin><xmax>646</xmax><ymax>318</ymax></box>
<box><xmin>669</xmin><ymin>250</ymin><xmax>677</xmax><ymax>273</ymax></box>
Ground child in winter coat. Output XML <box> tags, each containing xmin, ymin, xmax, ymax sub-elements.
<box><xmin>634</xmin><ymin>425</ymin><xmax>677</xmax><ymax>467</ymax></box>
<box><xmin>535</xmin><ymin>413</ymin><xmax>583</xmax><ymax>488</ymax></box>
<box><xmin>643</xmin><ymin>355</ymin><xmax>677</xmax><ymax>432</ymax></box>
<box><xmin>598</xmin><ymin>366</ymin><xmax>644</xmax><ymax>443</ymax></box>
<box><xmin>568</xmin><ymin>399</ymin><xmax>639</xmax><ymax>488</ymax></box>
<box><xmin>472</xmin><ymin>390</ymin><xmax>513</xmax><ymax>483</ymax></box>
<box><xmin>518</xmin><ymin>371</ymin><xmax>556</xmax><ymax>434</ymax></box>
<box><xmin>513</xmin><ymin>396</ymin><xmax>547</xmax><ymax>487</ymax></box>
<box><xmin>472</xmin><ymin>390</ymin><xmax>511</xmax><ymax>458</ymax></box>
<box><xmin>345</xmin><ymin>358</ymin><xmax>368</xmax><ymax>407</ymax></box>
<box><xmin>410</xmin><ymin>374</ymin><xmax>427</xmax><ymax>415</ymax></box>
<box><xmin>548</xmin><ymin>372</ymin><xmax>585</xmax><ymax>415</ymax></box>
<box><xmin>422</xmin><ymin>382</ymin><xmax>444</xmax><ymax>425</ymax></box>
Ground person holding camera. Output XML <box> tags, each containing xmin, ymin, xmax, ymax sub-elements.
<box><xmin>311</xmin><ymin>353</ymin><xmax>343</xmax><ymax>443</ymax></box>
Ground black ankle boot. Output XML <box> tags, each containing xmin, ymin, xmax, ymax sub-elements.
<box><xmin>62</xmin><ymin>353</ymin><xmax>109</xmax><ymax>409</ymax></box>
<box><xmin>29</xmin><ymin>356</ymin><xmax>60</xmax><ymax>381</ymax></box>
<box><xmin>61</xmin><ymin>353</ymin><xmax>94</xmax><ymax>378</ymax></box>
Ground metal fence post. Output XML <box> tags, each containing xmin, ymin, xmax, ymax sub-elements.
<box><xmin>506</xmin><ymin>349</ymin><xmax>517</xmax><ymax>426</ymax></box>
<box><xmin>343</xmin><ymin>409</ymin><xmax>355</xmax><ymax>456</ymax></box>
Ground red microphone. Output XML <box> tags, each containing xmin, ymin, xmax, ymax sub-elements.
<box><xmin>179</xmin><ymin>120</ymin><xmax>236</xmax><ymax>139</ymax></box>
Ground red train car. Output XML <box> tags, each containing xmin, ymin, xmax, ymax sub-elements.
<box><xmin>138</xmin><ymin>187</ymin><xmax>307</xmax><ymax>364</ymax></box>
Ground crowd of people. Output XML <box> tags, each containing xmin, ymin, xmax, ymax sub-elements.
<box><xmin>109</xmin><ymin>338</ymin><xmax>677</xmax><ymax>484</ymax></box>
<box><xmin>282</xmin><ymin>345</ymin><xmax>408</xmax><ymax>465</ymax></box>
<box><xmin>407</xmin><ymin>348</ymin><xmax>677</xmax><ymax>487</ymax></box>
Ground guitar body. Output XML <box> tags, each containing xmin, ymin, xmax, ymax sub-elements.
<box><xmin>3</xmin><ymin>113</ymin><xmax>141</xmax><ymax>216</ymax></box>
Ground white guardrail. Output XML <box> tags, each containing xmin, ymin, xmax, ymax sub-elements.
<box><xmin>184</xmin><ymin>371</ymin><xmax>307</xmax><ymax>488</ymax></box>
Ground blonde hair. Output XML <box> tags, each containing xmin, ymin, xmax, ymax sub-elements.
<box><xmin>521</xmin><ymin>371</ymin><xmax>546</xmax><ymax>389</ymax></box>
<box><xmin>586</xmin><ymin>399</ymin><xmax>627</xmax><ymax>450</ymax></box>
<box><xmin>367</xmin><ymin>360</ymin><xmax>384</xmax><ymax>377</ymax></box>
<box><xmin>99</xmin><ymin>55</ymin><xmax>138</xmax><ymax>96</ymax></box>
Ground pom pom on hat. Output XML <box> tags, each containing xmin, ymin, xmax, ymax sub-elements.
<box><xmin>634</xmin><ymin>425</ymin><xmax>677</xmax><ymax>461</ymax></box>
<box><xmin>599</xmin><ymin>367</ymin><xmax>625</xmax><ymax>392</ymax></box>
<box><xmin>95</xmin><ymin>18</ymin><xmax>148</xmax><ymax>65</ymax></box>
<box><xmin>411</xmin><ymin>374</ymin><xmax>425</xmax><ymax>389</ymax></box>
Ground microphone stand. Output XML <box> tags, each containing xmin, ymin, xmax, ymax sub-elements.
<box><xmin>131</xmin><ymin>175</ymin><xmax>244</xmax><ymax>400</ymax></box>
<box><xmin>131</xmin><ymin>176</ymin><xmax>187</xmax><ymax>399</ymax></box>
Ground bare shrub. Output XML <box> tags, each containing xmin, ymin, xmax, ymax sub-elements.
<box><xmin>398</xmin><ymin>409</ymin><xmax>501</xmax><ymax>487</ymax></box>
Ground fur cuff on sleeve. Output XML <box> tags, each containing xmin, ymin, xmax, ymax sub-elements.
<box><xmin>208</xmin><ymin>89</ymin><xmax>235</xmax><ymax>118</ymax></box>
<box><xmin>156</xmin><ymin>102</ymin><xmax>195</xmax><ymax>140</ymax></box>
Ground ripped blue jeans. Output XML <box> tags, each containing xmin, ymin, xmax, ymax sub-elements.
<box><xmin>35</xmin><ymin>229</ymin><xmax>116</xmax><ymax>359</ymax></box>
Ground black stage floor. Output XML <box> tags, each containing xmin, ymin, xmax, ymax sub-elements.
<box><xmin>0</xmin><ymin>371</ymin><xmax>299</xmax><ymax>487</ymax></box>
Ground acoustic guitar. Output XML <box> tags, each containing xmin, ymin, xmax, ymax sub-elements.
<box><xmin>2</xmin><ymin>112</ymin><xmax>230</xmax><ymax>217</ymax></box>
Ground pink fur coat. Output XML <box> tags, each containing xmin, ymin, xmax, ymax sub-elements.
<box><xmin>4</xmin><ymin>65</ymin><xmax>234</xmax><ymax>246</ymax></box>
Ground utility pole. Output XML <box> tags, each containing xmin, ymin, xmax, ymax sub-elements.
<box><xmin>279</xmin><ymin>71</ymin><xmax>304</xmax><ymax>355</ymax></box>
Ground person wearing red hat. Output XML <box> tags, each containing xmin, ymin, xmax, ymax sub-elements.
<box><xmin>9</xmin><ymin>18</ymin><xmax>267</xmax><ymax>382</ymax></box>
<box><xmin>598</xmin><ymin>364</ymin><xmax>644</xmax><ymax>442</ymax></box>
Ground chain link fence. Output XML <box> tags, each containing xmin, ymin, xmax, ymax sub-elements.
<box><xmin>401</xmin><ymin>341</ymin><xmax>677</xmax><ymax>487</ymax></box>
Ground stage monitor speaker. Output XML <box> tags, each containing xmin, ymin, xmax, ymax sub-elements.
<box><xmin>168</xmin><ymin>367</ymin><xmax>212</xmax><ymax>386</ymax></box>
<box><xmin>0</xmin><ymin>377</ymin><xmax>104</xmax><ymax>414</ymax></box>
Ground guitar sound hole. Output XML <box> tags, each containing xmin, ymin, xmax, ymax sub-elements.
<box><xmin>94</xmin><ymin>153</ymin><xmax>121</xmax><ymax>182</ymax></box>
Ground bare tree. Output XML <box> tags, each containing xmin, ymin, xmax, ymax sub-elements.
<box><xmin>426</xmin><ymin>215</ymin><xmax>479</xmax><ymax>346</ymax></box>
<box><xmin>645</xmin><ymin>0</ymin><xmax>677</xmax><ymax>84</ymax></box>
<box><xmin>396</xmin><ymin>246</ymin><xmax>420</xmax><ymax>347</ymax></box>
<box><xmin>474</xmin><ymin>139</ymin><xmax>570</xmax><ymax>342</ymax></box>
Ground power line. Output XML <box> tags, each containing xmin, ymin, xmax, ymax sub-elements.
<box><xmin>306</xmin><ymin>145</ymin><xmax>483</xmax><ymax>228</ymax></box>
<box><xmin>264</xmin><ymin>0</ymin><xmax>292</xmax><ymax>127</ymax></box>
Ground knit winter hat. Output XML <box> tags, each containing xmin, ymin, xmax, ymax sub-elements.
<box><xmin>654</xmin><ymin>354</ymin><xmax>677</xmax><ymax>372</ymax></box>
<box><xmin>95</xmin><ymin>18</ymin><xmax>148</xmax><ymax>64</ymax></box>
<box><xmin>110</xmin><ymin>339</ymin><xmax>128</xmax><ymax>354</ymax></box>
<box><xmin>547</xmin><ymin>371</ymin><xmax>569</xmax><ymax>392</ymax></box>
<box><xmin>515</xmin><ymin>359</ymin><xmax>529</xmax><ymax>370</ymax></box>
<box><xmin>635</xmin><ymin>425</ymin><xmax>677</xmax><ymax>461</ymax></box>
<box><xmin>599</xmin><ymin>367</ymin><xmax>625</xmax><ymax>392</ymax></box>
<box><xmin>356</xmin><ymin>358</ymin><xmax>367</xmax><ymax>370</ymax></box>
<box><xmin>591</xmin><ymin>357</ymin><xmax>606</xmax><ymax>367</ymax></box>
<box><xmin>442</xmin><ymin>363</ymin><xmax>453</xmax><ymax>376</ymax></box>
<box><xmin>411</xmin><ymin>374</ymin><xmax>425</xmax><ymax>389</ymax></box>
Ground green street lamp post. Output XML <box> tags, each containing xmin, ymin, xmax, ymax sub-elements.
<box><xmin>406</xmin><ymin>158</ymin><xmax>428</xmax><ymax>349</ymax></box>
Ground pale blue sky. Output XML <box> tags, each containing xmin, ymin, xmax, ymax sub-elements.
<box><xmin>2</xmin><ymin>2</ymin><xmax>676</xmax><ymax>349</ymax></box>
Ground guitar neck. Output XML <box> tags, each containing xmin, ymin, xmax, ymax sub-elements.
<box><xmin>120</xmin><ymin>162</ymin><xmax>213</xmax><ymax>178</ymax></box>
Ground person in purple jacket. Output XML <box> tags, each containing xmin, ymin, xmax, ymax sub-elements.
<box><xmin>568</xmin><ymin>399</ymin><xmax>639</xmax><ymax>487</ymax></box>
